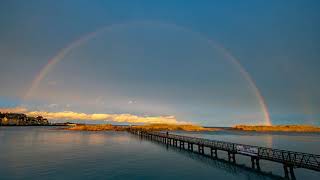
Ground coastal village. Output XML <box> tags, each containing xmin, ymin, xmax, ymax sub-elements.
<box><xmin>0</xmin><ymin>112</ymin><xmax>49</xmax><ymax>126</ymax></box>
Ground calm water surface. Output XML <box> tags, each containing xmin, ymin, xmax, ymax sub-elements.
<box><xmin>0</xmin><ymin>127</ymin><xmax>319</xmax><ymax>180</ymax></box>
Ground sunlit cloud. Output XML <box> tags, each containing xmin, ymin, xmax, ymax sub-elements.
<box><xmin>0</xmin><ymin>107</ymin><xmax>28</xmax><ymax>113</ymax></box>
<box><xmin>0</xmin><ymin>107</ymin><xmax>189</xmax><ymax>124</ymax></box>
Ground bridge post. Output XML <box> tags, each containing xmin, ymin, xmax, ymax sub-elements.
<box><xmin>251</xmin><ymin>157</ymin><xmax>256</xmax><ymax>169</ymax></box>
<box><xmin>283</xmin><ymin>165</ymin><xmax>289</xmax><ymax>179</ymax></box>
<box><xmin>180</xmin><ymin>141</ymin><xmax>184</xmax><ymax>149</ymax></box>
<box><xmin>228</xmin><ymin>152</ymin><xmax>236</xmax><ymax>162</ymax></box>
<box><xmin>210</xmin><ymin>148</ymin><xmax>213</xmax><ymax>157</ymax></box>
<box><xmin>215</xmin><ymin>149</ymin><xmax>218</xmax><ymax>158</ymax></box>
<box><xmin>198</xmin><ymin>144</ymin><xmax>204</xmax><ymax>154</ymax></box>
<box><xmin>188</xmin><ymin>143</ymin><xmax>193</xmax><ymax>151</ymax></box>
<box><xmin>289</xmin><ymin>166</ymin><xmax>296</xmax><ymax>180</ymax></box>
<box><xmin>201</xmin><ymin>145</ymin><xmax>204</xmax><ymax>154</ymax></box>
<box><xmin>197</xmin><ymin>144</ymin><xmax>204</xmax><ymax>154</ymax></box>
<box><xmin>256</xmin><ymin>158</ymin><xmax>260</xmax><ymax>171</ymax></box>
<box><xmin>232</xmin><ymin>153</ymin><xmax>236</xmax><ymax>163</ymax></box>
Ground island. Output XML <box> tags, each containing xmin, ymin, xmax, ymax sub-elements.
<box><xmin>232</xmin><ymin>125</ymin><xmax>320</xmax><ymax>132</ymax></box>
<box><xmin>0</xmin><ymin>112</ymin><xmax>49</xmax><ymax>126</ymax></box>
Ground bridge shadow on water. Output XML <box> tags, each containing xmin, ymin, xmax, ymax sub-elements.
<box><xmin>131</xmin><ymin>133</ymin><xmax>285</xmax><ymax>180</ymax></box>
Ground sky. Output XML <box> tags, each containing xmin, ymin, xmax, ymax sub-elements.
<box><xmin>0</xmin><ymin>0</ymin><xmax>319</xmax><ymax>126</ymax></box>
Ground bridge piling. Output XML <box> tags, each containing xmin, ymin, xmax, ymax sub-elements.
<box><xmin>199</xmin><ymin>144</ymin><xmax>204</xmax><ymax>154</ymax></box>
<box><xmin>180</xmin><ymin>141</ymin><xmax>184</xmax><ymax>149</ymax></box>
<box><xmin>289</xmin><ymin>166</ymin><xmax>296</xmax><ymax>180</ymax></box>
<box><xmin>283</xmin><ymin>165</ymin><xmax>289</xmax><ymax>179</ymax></box>
<box><xmin>232</xmin><ymin>153</ymin><xmax>236</xmax><ymax>163</ymax></box>
<box><xmin>283</xmin><ymin>165</ymin><xmax>296</xmax><ymax>180</ymax></box>
<box><xmin>256</xmin><ymin>158</ymin><xmax>260</xmax><ymax>171</ymax></box>
<box><xmin>189</xmin><ymin>143</ymin><xmax>193</xmax><ymax>151</ymax></box>
<box><xmin>251</xmin><ymin>157</ymin><xmax>256</xmax><ymax>169</ymax></box>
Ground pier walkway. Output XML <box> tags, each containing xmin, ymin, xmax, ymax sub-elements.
<box><xmin>129</xmin><ymin>130</ymin><xmax>320</xmax><ymax>180</ymax></box>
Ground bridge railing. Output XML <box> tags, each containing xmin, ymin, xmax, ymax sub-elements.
<box><xmin>258</xmin><ymin>147</ymin><xmax>320</xmax><ymax>169</ymax></box>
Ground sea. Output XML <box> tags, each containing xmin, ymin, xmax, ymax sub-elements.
<box><xmin>0</xmin><ymin>127</ymin><xmax>319</xmax><ymax>180</ymax></box>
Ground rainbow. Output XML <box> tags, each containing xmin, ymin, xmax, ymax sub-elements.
<box><xmin>23</xmin><ymin>21</ymin><xmax>272</xmax><ymax>126</ymax></box>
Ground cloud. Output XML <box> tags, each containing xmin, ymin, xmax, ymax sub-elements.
<box><xmin>128</xmin><ymin>100</ymin><xmax>137</xmax><ymax>105</ymax></box>
<box><xmin>0</xmin><ymin>107</ymin><xmax>28</xmax><ymax>113</ymax></box>
<box><xmin>47</xmin><ymin>104</ymin><xmax>58</xmax><ymax>108</ymax></box>
<box><xmin>0</xmin><ymin>107</ymin><xmax>189</xmax><ymax>124</ymax></box>
<box><xmin>47</xmin><ymin>81</ymin><xmax>57</xmax><ymax>86</ymax></box>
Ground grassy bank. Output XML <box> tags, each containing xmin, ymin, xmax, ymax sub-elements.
<box><xmin>233</xmin><ymin>125</ymin><xmax>320</xmax><ymax>132</ymax></box>
<box><xmin>130</xmin><ymin>124</ymin><xmax>220</xmax><ymax>132</ymax></box>
<box><xmin>64</xmin><ymin>123</ymin><xmax>219</xmax><ymax>132</ymax></box>
<box><xmin>65</xmin><ymin>124</ymin><xmax>126</xmax><ymax>131</ymax></box>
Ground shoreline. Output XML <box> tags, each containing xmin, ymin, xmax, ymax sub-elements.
<box><xmin>0</xmin><ymin>124</ymin><xmax>68</xmax><ymax>127</ymax></box>
<box><xmin>1</xmin><ymin>124</ymin><xmax>320</xmax><ymax>133</ymax></box>
<box><xmin>63</xmin><ymin>124</ymin><xmax>221</xmax><ymax>132</ymax></box>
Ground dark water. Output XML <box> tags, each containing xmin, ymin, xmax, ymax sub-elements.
<box><xmin>0</xmin><ymin>127</ymin><xmax>319</xmax><ymax>180</ymax></box>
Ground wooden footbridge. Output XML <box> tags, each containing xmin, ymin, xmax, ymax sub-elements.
<box><xmin>129</xmin><ymin>130</ymin><xmax>320</xmax><ymax>180</ymax></box>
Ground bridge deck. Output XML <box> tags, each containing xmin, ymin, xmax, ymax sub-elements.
<box><xmin>130</xmin><ymin>130</ymin><xmax>320</xmax><ymax>172</ymax></box>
